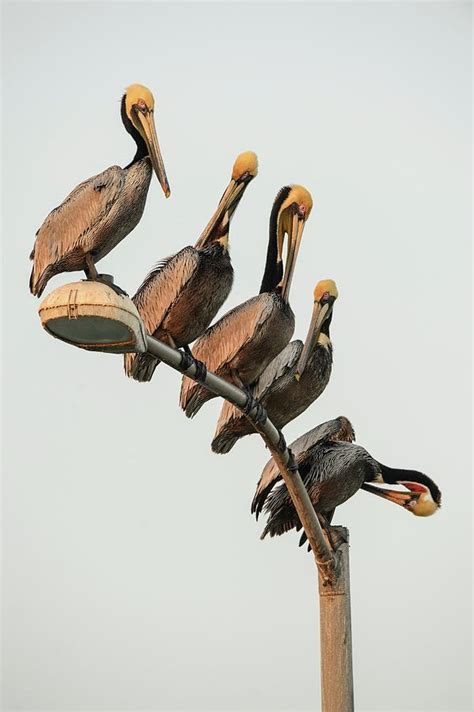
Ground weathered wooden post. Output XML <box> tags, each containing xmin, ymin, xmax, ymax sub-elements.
<box><xmin>318</xmin><ymin>527</ymin><xmax>354</xmax><ymax>712</ymax></box>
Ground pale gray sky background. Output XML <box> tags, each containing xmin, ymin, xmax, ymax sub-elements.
<box><xmin>2</xmin><ymin>2</ymin><xmax>472</xmax><ymax>711</ymax></box>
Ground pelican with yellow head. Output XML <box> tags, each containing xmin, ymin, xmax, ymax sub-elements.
<box><xmin>180</xmin><ymin>184</ymin><xmax>313</xmax><ymax>419</ymax></box>
<box><xmin>211</xmin><ymin>279</ymin><xmax>338</xmax><ymax>454</ymax></box>
<box><xmin>361</xmin><ymin>475</ymin><xmax>441</xmax><ymax>517</ymax></box>
<box><xmin>251</xmin><ymin>417</ymin><xmax>441</xmax><ymax>551</ymax></box>
<box><xmin>125</xmin><ymin>151</ymin><xmax>258</xmax><ymax>382</ymax></box>
<box><xmin>30</xmin><ymin>83</ymin><xmax>170</xmax><ymax>297</ymax></box>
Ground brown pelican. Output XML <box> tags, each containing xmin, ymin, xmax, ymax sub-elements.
<box><xmin>30</xmin><ymin>84</ymin><xmax>170</xmax><ymax>297</ymax></box>
<box><xmin>179</xmin><ymin>185</ymin><xmax>313</xmax><ymax>418</ymax></box>
<box><xmin>253</xmin><ymin>417</ymin><xmax>441</xmax><ymax>550</ymax></box>
<box><xmin>211</xmin><ymin>279</ymin><xmax>338</xmax><ymax>453</ymax></box>
<box><xmin>124</xmin><ymin>151</ymin><xmax>258</xmax><ymax>381</ymax></box>
<box><xmin>252</xmin><ymin>416</ymin><xmax>355</xmax><ymax>519</ymax></box>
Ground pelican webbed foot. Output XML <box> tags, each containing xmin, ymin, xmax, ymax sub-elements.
<box><xmin>242</xmin><ymin>393</ymin><xmax>267</xmax><ymax>425</ymax></box>
<box><xmin>179</xmin><ymin>345</ymin><xmax>208</xmax><ymax>383</ymax></box>
<box><xmin>83</xmin><ymin>255</ymin><xmax>128</xmax><ymax>296</ymax></box>
<box><xmin>97</xmin><ymin>275</ymin><xmax>128</xmax><ymax>297</ymax></box>
<box><xmin>325</xmin><ymin>525</ymin><xmax>348</xmax><ymax>553</ymax></box>
<box><xmin>299</xmin><ymin>518</ymin><xmax>347</xmax><ymax>554</ymax></box>
<box><xmin>317</xmin><ymin>516</ymin><xmax>347</xmax><ymax>554</ymax></box>
<box><xmin>229</xmin><ymin>371</ymin><xmax>267</xmax><ymax>425</ymax></box>
<box><xmin>81</xmin><ymin>274</ymin><xmax>129</xmax><ymax>297</ymax></box>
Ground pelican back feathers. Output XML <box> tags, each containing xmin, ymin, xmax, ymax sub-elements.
<box><xmin>251</xmin><ymin>416</ymin><xmax>355</xmax><ymax>519</ymax></box>
<box><xmin>180</xmin><ymin>292</ymin><xmax>294</xmax><ymax>418</ymax></box>
<box><xmin>30</xmin><ymin>161</ymin><xmax>152</xmax><ymax>296</ymax></box>
<box><xmin>125</xmin><ymin>248</ymin><xmax>200</xmax><ymax>381</ymax></box>
<box><xmin>211</xmin><ymin>340</ymin><xmax>303</xmax><ymax>453</ymax></box>
<box><xmin>125</xmin><ymin>244</ymin><xmax>233</xmax><ymax>382</ymax></box>
<box><xmin>260</xmin><ymin>440</ymin><xmax>376</xmax><ymax>539</ymax></box>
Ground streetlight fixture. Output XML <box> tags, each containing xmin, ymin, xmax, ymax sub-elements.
<box><xmin>38</xmin><ymin>279</ymin><xmax>147</xmax><ymax>354</ymax></box>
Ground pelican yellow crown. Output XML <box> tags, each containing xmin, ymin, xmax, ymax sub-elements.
<box><xmin>232</xmin><ymin>151</ymin><xmax>258</xmax><ymax>180</ymax></box>
<box><xmin>124</xmin><ymin>84</ymin><xmax>155</xmax><ymax>116</ymax></box>
<box><xmin>314</xmin><ymin>279</ymin><xmax>338</xmax><ymax>302</ymax></box>
<box><xmin>281</xmin><ymin>185</ymin><xmax>314</xmax><ymax>220</ymax></box>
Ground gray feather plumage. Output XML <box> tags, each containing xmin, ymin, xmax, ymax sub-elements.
<box><xmin>180</xmin><ymin>292</ymin><xmax>294</xmax><ymax>417</ymax></box>
<box><xmin>252</xmin><ymin>416</ymin><xmax>356</xmax><ymax>519</ymax></box>
<box><xmin>259</xmin><ymin>425</ymin><xmax>380</xmax><ymax>540</ymax></box>
<box><xmin>212</xmin><ymin>337</ymin><xmax>333</xmax><ymax>454</ymax></box>
<box><xmin>30</xmin><ymin>159</ymin><xmax>152</xmax><ymax>296</ymax></box>
<box><xmin>125</xmin><ymin>243</ymin><xmax>233</xmax><ymax>382</ymax></box>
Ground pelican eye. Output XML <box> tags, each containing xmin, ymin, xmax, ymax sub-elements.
<box><xmin>134</xmin><ymin>100</ymin><xmax>148</xmax><ymax>114</ymax></box>
<box><xmin>322</xmin><ymin>291</ymin><xmax>330</xmax><ymax>302</ymax></box>
<box><xmin>238</xmin><ymin>171</ymin><xmax>250</xmax><ymax>183</ymax></box>
<box><xmin>297</xmin><ymin>203</ymin><xmax>307</xmax><ymax>218</ymax></box>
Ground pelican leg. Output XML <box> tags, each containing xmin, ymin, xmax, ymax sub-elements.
<box><xmin>243</xmin><ymin>396</ymin><xmax>267</xmax><ymax>425</ymax></box>
<box><xmin>84</xmin><ymin>253</ymin><xmax>99</xmax><ymax>280</ymax></box>
<box><xmin>181</xmin><ymin>343</ymin><xmax>192</xmax><ymax>357</ymax></box>
<box><xmin>230</xmin><ymin>371</ymin><xmax>255</xmax><ymax>402</ymax></box>
<box><xmin>230</xmin><ymin>369</ymin><xmax>246</xmax><ymax>390</ymax></box>
<box><xmin>228</xmin><ymin>370</ymin><xmax>267</xmax><ymax>423</ymax></box>
<box><xmin>98</xmin><ymin>279</ymin><xmax>128</xmax><ymax>297</ymax></box>
<box><xmin>178</xmin><ymin>344</ymin><xmax>208</xmax><ymax>383</ymax></box>
<box><xmin>84</xmin><ymin>254</ymin><xmax>128</xmax><ymax>297</ymax></box>
<box><xmin>226</xmin><ymin>368</ymin><xmax>268</xmax><ymax>425</ymax></box>
<box><xmin>166</xmin><ymin>333</ymin><xmax>177</xmax><ymax>349</ymax></box>
<box><xmin>317</xmin><ymin>514</ymin><xmax>347</xmax><ymax>553</ymax></box>
<box><xmin>241</xmin><ymin>390</ymin><xmax>268</xmax><ymax>426</ymax></box>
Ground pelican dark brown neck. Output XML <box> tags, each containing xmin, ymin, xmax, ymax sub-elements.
<box><xmin>376</xmin><ymin>463</ymin><xmax>442</xmax><ymax>504</ymax></box>
<box><xmin>121</xmin><ymin>95</ymin><xmax>148</xmax><ymax>167</ymax></box>
<box><xmin>207</xmin><ymin>219</ymin><xmax>230</xmax><ymax>247</ymax></box>
<box><xmin>259</xmin><ymin>186</ymin><xmax>291</xmax><ymax>294</ymax></box>
<box><xmin>321</xmin><ymin>310</ymin><xmax>333</xmax><ymax>338</ymax></box>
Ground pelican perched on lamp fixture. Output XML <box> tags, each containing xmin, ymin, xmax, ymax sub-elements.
<box><xmin>179</xmin><ymin>184</ymin><xmax>313</xmax><ymax>418</ymax></box>
<box><xmin>30</xmin><ymin>84</ymin><xmax>170</xmax><ymax>297</ymax></box>
<box><xmin>211</xmin><ymin>279</ymin><xmax>338</xmax><ymax>453</ymax></box>
<box><xmin>253</xmin><ymin>417</ymin><xmax>441</xmax><ymax>550</ymax></box>
<box><xmin>124</xmin><ymin>151</ymin><xmax>258</xmax><ymax>381</ymax></box>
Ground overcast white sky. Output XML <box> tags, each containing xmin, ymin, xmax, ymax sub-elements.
<box><xmin>2</xmin><ymin>2</ymin><xmax>472</xmax><ymax>711</ymax></box>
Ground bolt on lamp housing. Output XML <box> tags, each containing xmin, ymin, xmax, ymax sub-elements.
<box><xmin>38</xmin><ymin>280</ymin><xmax>147</xmax><ymax>354</ymax></box>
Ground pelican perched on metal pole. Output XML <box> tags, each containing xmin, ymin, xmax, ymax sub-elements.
<box><xmin>211</xmin><ymin>279</ymin><xmax>338</xmax><ymax>453</ymax></box>
<box><xmin>179</xmin><ymin>185</ymin><xmax>313</xmax><ymax>418</ymax></box>
<box><xmin>253</xmin><ymin>417</ymin><xmax>441</xmax><ymax>550</ymax></box>
<box><xmin>29</xmin><ymin>84</ymin><xmax>170</xmax><ymax>297</ymax></box>
<box><xmin>124</xmin><ymin>151</ymin><xmax>258</xmax><ymax>382</ymax></box>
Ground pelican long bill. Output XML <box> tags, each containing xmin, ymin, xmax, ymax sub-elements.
<box><xmin>280</xmin><ymin>212</ymin><xmax>306</xmax><ymax>301</ymax></box>
<box><xmin>134</xmin><ymin>107</ymin><xmax>170</xmax><ymax>197</ymax></box>
<box><xmin>361</xmin><ymin>482</ymin><xmax>421</xmax><ymax>510</ymax></box>
<box><xmin>295</xmin><ymin>301</ymin><xmax>331</xmax><ymax>380</ymax></box>
<box><xmin>195</xmin><ymin>151</ymin><xmax>258</xmax><ymax>248</ymax></box>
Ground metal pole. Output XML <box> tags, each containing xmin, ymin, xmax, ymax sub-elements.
<box><xmin>145</xmin><ymin>334</ymin><xmax>337</xmax><ymax>582</ymax></box>
<box><xmin>145</xmin><ymin>335</ymin><xmax>354</xmax><ymax>706</ymax></box>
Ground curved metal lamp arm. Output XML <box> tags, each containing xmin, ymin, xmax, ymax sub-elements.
<box><xmin>145</xmin><ymin>334</ymin><xmax>337</xmax><ymax>585</ymax></box>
